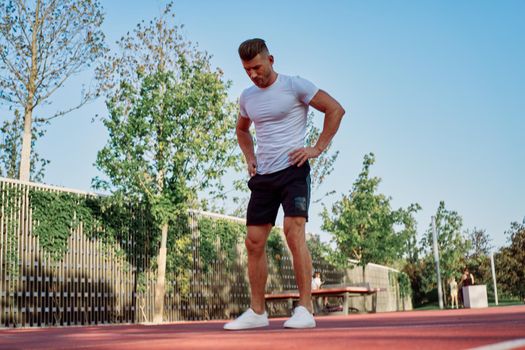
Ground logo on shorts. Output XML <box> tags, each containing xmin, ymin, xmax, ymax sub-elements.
<box><xmin>294</xmin><ymin>197</ymin><xmax>307</xmax><ymax>211</ymax></box>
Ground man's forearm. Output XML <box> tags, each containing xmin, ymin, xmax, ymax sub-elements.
<box><xmin>237</xmin><ymin>128</ymin><xmax>256</xmax><ymax>162</ymax></box>
<box><xmin>314</xmin><ymin>105</ymin><xmax>345</xmax><ymax>152</ymax></box>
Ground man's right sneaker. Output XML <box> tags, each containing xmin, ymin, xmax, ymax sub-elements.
<box><xmin>223</xmin><ymin>308</ymin><xmax>269</xmax><ymax>330</ymax></box>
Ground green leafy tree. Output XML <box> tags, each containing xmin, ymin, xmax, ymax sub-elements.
<box><xmin>305</xmin><ymin>111</ymin><xmax>339</xmax><ymax>201</ymax></box>
<box><xmin>321</xmin><ymin>153</ymin><xmax>420</xmax><ymax>280</ymax></box>
<box><xmin>0</xmin><ymin>0</ymin><xmax>106</xmax><ymax>181</ymax></box>
<box><xmin>465</xmin><ymin>227</ymin><xmax>493</xmax><ymax>287</ymax></box>
<box><xmin>495</xmin><ymin>220</ymin><xmax>525</xmax><ymax>300</ymax></box>
<box><xmin>467</xmin><ymin>227</ymin><xmax>493</xmax><ymax>257</ymax></box>
<box><xmin>93</xmin><ymin>4</ymin><xmax>238</xmax><ymax>323</ymax></box>
<box><xmin>402</xmin><ymin>259</ymin><xmax>428</xmax><ymax>306</ymax></box>
<box><xmin>396</xmin><ymin>203</ymin><xmax>426</xmax><ymax>305</ymax></box>
<box><xmin>397</xmin><ymin>203</ymin><xmax>422</xmax><ymax>262</ymax></box>
<box><xmin>420</xmin><ymin>201</ymin><xmax>469</xmax><ymax>306</ymax></box>
<box><xmin>307</xmin><ymin>233</ymin><xmax>334</xmax><ymax>265</ymax></box>
<box><xmin>0</xmin><ymin>110</ymin><xmax>48</xmax><ymax>181</ymax></box>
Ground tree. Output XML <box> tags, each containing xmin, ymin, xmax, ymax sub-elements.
<box><xmin>397</xmin><ymin>203</ymin><xmax>422</xmax><ymax>263</ymax></box>
<box><xmin>467</xmin><ymin>227</ymin><xmax>493</xmax><ymax>257</ymax></box>
<box><xmin>305</xmin><ymin>111</ymin><xmax>339</xmax><ymax>201</ymax></box>
<box><xmin>465</xmin><ymin>227</ymin><xmax>493</xmax><ymax>286</ymax></box>
<box><xmin>0</xmin><ymin>0</ymin><xmax>106</xmax><ymax>181</ymax></box>
<box><xmin>0</xmin><ymin>110</ymin><xmax>48</xmax><ymax>181</ymax></box>
<box><xmin>495</xmin><ymin>220</ymin><xmax>525</xmax><ymax>300</ymax></box>
<box><xmin>420</xmin><ymin>201</ymin><xmax>469</xmax><ymax>306</ymax></box>
<box><xmin>307</xmin><ymin>233</ymin><xmax>334</xmax><ymax>265</ymax></box>
<box><xmin>93</xmin><ymin>4</ymin><xmax>239</xmax><ymax>323</ymax></box>
<box><xmin>321</xmin><ymin>153</ymin><xmax>420</xmax><ymax>280</ymax></box>
<box><xmin>396</xmin><ymin>203</ymin><xmax>427</xmax><ymax>306</ymax></box>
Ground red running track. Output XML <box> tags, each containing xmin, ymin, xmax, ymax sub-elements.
<box><xmin>1</xmin><ymin>305</ymin><xmax>524</xmax><ymax>350</ymax></box>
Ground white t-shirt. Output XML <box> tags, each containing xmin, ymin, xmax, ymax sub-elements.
<box><xmin>311</xmin><ymin>277</ymin><xmax>322</xmax><ymax>290</ymax></box>
<box><xmin>239</xmin><ymin>74</ymin><xmax>319</xmax><ymax>174</ymax></box>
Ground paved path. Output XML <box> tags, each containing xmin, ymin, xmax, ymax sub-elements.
<box><xmin>1</xmin><ymin>305</ymin><xmax>524</xmax><ymax>350</ymax></box>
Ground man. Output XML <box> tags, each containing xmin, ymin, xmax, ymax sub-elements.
<box><xmin>224</xmin><ymin>38</ymin><xmax>345</xmax><ymax>330</ymax></box>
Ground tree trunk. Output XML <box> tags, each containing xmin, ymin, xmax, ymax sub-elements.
<box><xmin>153</xmin><ymin>222</ymin><xmax>169</xmax><ymax>323</ymax></box>
<box><xmin>442</xmin><ymin>277</ymin><xmax>448</xmax><ymax>308</ymax></box>
<box><xmin>19</xmin><ymin>108</ymin><xmax>33</xmax><ymax>181</ymax></box>
<box><xmin>19</xmin><ymin>0</ymin><xmax>41</xmax><ymax>181</ymax></box>
<box><xmin>362</xmin><ymin>265</ymin><xmax>367</xmax><ymax>312</ymax></box>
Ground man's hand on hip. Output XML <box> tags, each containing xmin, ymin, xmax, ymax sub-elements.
<box><xmin>246</xmin><ymin>158</ymin><xmax>257</xmax><ymax>177</ymax></box>
<box><xmin>289</xmin><ymin>147</ymin><xmax>322</xmax><ymax>167</ymax></box>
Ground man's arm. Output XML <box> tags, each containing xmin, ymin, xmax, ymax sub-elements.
<box><xmin>236</xmin><ymin>114</ymin><xmax>257</xmax><ymax>176</ymax></box>
<box><xmin>289</xmin><ymin>89</ymin><xmax>345</xmax><ymax>166</ymax></box>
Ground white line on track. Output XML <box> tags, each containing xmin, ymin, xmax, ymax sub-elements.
<box><xmin>468</xmin><ymin>338</ymin><xmax>525</xmax><ymax>350</ymax></box>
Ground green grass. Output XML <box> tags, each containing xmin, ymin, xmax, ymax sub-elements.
<box><xmin>488</xmin><ymin>298</ymin><xmax>523</xmax><ymax>307</ymax></box>
<box><xmin>414</xmin><ymin>298</ymin><xmax>523</xmax><ymax>311</ymax></box>
<box><xmin>413</xmin><ymin>303</ymin><xmax>441</xmax><ymax>310</ymax></box>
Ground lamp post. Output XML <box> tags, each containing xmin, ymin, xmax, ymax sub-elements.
<box><xmin>432</xmin><ymin>216</ymin><xmax>444</xmax><ymax>309</ymax></box>
<box><xmin>490</xmin><ymin>252</ymin><xmax>499</xmax><ymax>305</ymax></box>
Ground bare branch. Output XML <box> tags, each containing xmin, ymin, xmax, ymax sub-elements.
<box><xmin>13</xmin><ymin>0</ymin><xmax>32</xmax><ymax>45</ymax></box>
<box><xmin>37</xmin><ymin>97</ymin><xmax>89</xmax><ymax>122</ymax></box>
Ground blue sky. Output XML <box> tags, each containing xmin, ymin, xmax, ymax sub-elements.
<box><xmin>6</xmin><ymin>0</ymin><xmax>524</xmax><ymax>249</ymax></box>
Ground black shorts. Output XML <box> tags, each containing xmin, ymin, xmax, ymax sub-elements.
<box><xmin>246</xmin><ymin>162</ymin><xmax>311</xmax><ymax>226</ymax></box>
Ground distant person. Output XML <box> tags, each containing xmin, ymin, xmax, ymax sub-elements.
<box><xmin>459</xmin><ymin>267</ymin><xmax>475</xmax><ymax>307</ymax></box>
<box><xmin>223</xmin><ymin>38</ymin><xmax>345</xmax><ymax>331</ymax></box>
<box><xmin>311</xmin><ymin>272</ymin><xmax>328</xmax><ymax>311</ymax></box>
<box><xmin>311</xmin><ymin>272</ymin><xmax>323</xmax><ymax>290</ymax></box>
<box><xmin>449</xmin><ymin>277</ymin><xmax>458</xmax><ymax>309</ymax></box>
<box><xmin>460</xmin><ymin>268</ymin><xmax>475</xmax><ymax>287</ymax></box>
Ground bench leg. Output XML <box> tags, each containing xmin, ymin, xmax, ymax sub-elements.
<box><xmin>288</xmin><ymin>298</ymin><xmax>294</xmax><ymax>314</ymax></box>
<box><xmin>343</xmin><ymin>293</ymin><xmax>349</xmax><ymax>316</ymax></box>
<box><xmin>312</xmin><ymin>296</ymin><xmax>323</xmax><ymax>315</ymax></box>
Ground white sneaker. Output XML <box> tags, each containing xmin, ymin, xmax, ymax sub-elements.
<box><xmin>223</xmin><ymin>308</ymin><xmax>269</xmax><ymax>330</ymax></box>
<box><xmin>283</xmin><ymin>306</ymin><xmax>316</xmax><ymax>329</ymax></box>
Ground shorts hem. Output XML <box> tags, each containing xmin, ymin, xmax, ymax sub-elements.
<box><xmin>283</xmin><ymin>214</ymin><xmax>309</xmax><ymax>222</ymax></box>
<box><xmin>246</xmin><ymin>220</ymin><xmax>276</xmax><ymax>227</ymax></box>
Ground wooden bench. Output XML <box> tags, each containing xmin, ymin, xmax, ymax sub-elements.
<box><xmin>265</xmin><ymin>286</ymin><xmax>385</xmax><ymax>316</ymax></box>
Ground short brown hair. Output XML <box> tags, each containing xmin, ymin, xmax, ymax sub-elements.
<box><xmin>238</xmin><ymin>38</ymin><xmax>269</xmax><ymax>61</ymax></box>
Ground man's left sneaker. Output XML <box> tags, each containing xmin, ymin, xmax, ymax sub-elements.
<box><xmin>283</xmin><ymin>306</ymin><xmax>316</xmax><ymax>328</ymax></box>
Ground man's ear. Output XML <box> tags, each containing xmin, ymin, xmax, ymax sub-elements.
<box><xmin>268</xmin><ymin>54</ymin><xmax>274</xmax><ymax>64</ymax></box>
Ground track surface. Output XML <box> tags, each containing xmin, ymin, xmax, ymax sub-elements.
<box><xmin>1</xmin><ymin>305</ymin><xmax>524</xmax><ymax>350</ymax></box>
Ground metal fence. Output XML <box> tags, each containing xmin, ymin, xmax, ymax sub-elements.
<box><xmin>0</xmin><ymin>177</ymin><xmax>410</xmax><ymax>328</ymax></box>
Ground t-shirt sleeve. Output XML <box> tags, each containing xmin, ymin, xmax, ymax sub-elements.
<box><xmin>239</xmin><ymin>91</ymin><xmax>250</xmax><ymax>119</ymax></box>
<box><xmin>292</xmin><ymin>76</ymin><xmax>319</xmax><ymax>105</ymax></box>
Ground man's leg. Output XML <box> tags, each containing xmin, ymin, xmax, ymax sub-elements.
<box><xmin>246</xmin><ymin>224</ymin><xmax>272</xmax><ymax>314</ymax></box>
<box><xmin>223</xmin><ymin>223</ymin><xmax>272</xmax><ymax>330</ymax></box>
<box><xmin>283</xmin><ymin>216</ymin><xmax>313</xmax><ymax>313</ymax></box>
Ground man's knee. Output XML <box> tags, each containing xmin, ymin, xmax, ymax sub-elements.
<box><xmin>284</xmin><ymin>216</ymin><xmax>306</xmax><ymax>231</ymax></box>
<box><xmin>284</xmin><ymin>217</ymin><xmax>307</xmax><ymax>252</ymax></box>
<box><xmin>244</xmin><ymin>234</ymin><xmax>266</xmax><ymax>255</ymax></box>
<box><xmin>284</xmin><ymin>216</ymin><xmax>306</xmax><ymax>235</ymax></box>
<box><xmin>245</xmin><ymin>235</ymin><xmax>266</xmax><ymax>256</ymax></box>
<box><xmin>245</xmin><ymin>224</ymin><xmax>271</xmax><ymax>256</ymax></box>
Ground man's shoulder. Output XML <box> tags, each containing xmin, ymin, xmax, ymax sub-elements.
<box><xmin>281</xmin><ymin>74</ymin><xmax>314</xmax><ymax>83</ymax></box>
<box><xmin>240</xmin><ymin>85</ymin><xmax>260</xmax><ymax>101</ymax></box>
<box><xmin>241</xmin><ymin>85</ymin><xmax>257</xmax><ymax>95</ymax></box>
<box><xmin>277</xmin><ymin>74</ymin><xmax>306</xmax><ymax>86</ymax></box>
